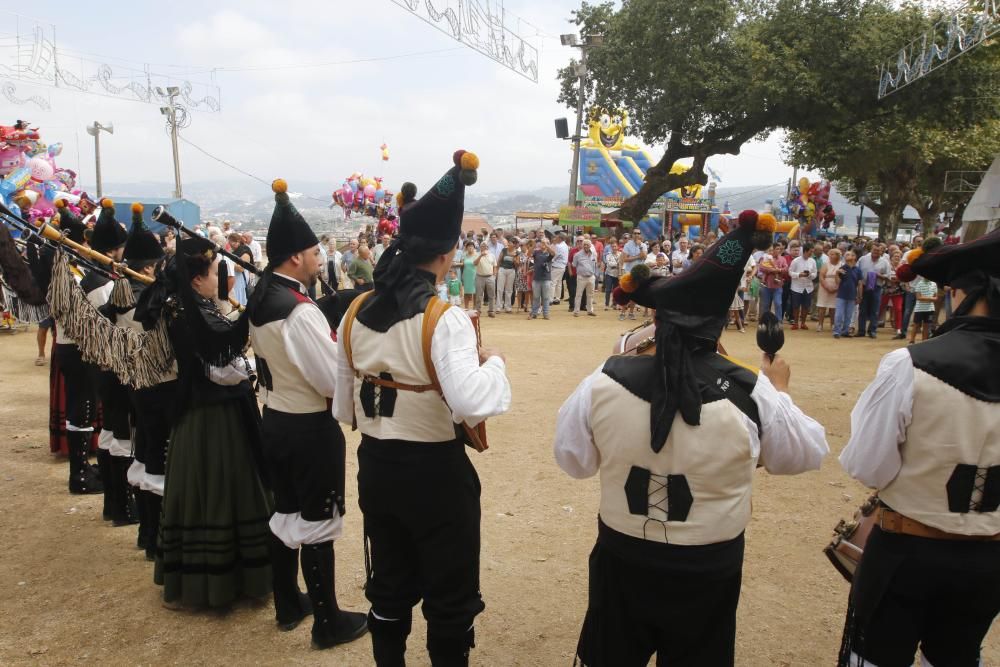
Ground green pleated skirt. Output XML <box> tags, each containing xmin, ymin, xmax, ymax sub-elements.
<box><xmin>154</xmin><ymin>399</ymin><xmax>273</xmax><ymax>608</ymax></box>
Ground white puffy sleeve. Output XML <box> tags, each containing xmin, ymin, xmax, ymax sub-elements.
<box><xmin>754</xmin><ymin>372</ymin><xmax>830</xmax><ymax>474</ymax></box>
<box><xmin>553</xmin><ymin>365</ymin><xmax>603</xmax><ymax>479</ymax></box>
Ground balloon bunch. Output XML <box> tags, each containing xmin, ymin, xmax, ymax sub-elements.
<box><xmin>0</xmin><ymin>121</ymin><xmax>82</xmax><ymax>223</ymax></box>
<box><xmin>786</xmin><ymin>177</ymin><xmax>836</xmax><ymax>231</ymax></box>
<box><xmin>331</xmin><ymin>172</ymin><xmax>395</xmax><ymax>219</ymax></box>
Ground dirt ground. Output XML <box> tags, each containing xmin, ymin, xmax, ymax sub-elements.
<box><xmin>0</xmin><ymin>307</ymin><xmax>997</xmax><ymax>666</ymax></box>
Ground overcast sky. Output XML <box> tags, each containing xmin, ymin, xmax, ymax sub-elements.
<box><xmin>4</xmin><ymin>1</ymin><xmax>817</xmax><ymax>196</ymax></box>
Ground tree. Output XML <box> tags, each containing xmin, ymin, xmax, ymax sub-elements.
<box><xmin>784</xmin><ymin>3</ymin><xmax>1000</xmax><ymax>239</ymax></box>
<box><xmin>557</xmin><ymin>0</ymin><xmax>871</xmax><ymax>222</ymax></box>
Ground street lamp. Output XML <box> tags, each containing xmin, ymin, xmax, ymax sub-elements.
<box><xmin>857</xmin><ymin>192</ymin><xmax>867</xmax><ymax>237</ymax></box>
<box><xmin>156</xmin><ymin>86</ymin><xmax>185</xmax><ymax>199</ymax></box>
<box><xmin>84</xmin><ymin>121</ymin><xmax>113</xmax><ymax>199</ymax></box>
<box><xmin>561</xmin><ymin>33</ymin><xmax>604</xmax><ymax>207</ymax></box>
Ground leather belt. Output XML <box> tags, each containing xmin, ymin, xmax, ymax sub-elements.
<box><xmin>875</xmin><ymin>507</ymin><xmax>1000</xmax><ymax>542</ymax></box>
<box><xmin>358</xmin><ymin>373</ymin><xmax>436</xmax><ymax>393</ymax></box>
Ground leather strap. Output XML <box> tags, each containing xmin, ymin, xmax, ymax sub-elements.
<box><xmin>876</xmin><ymin>507</ymin><xmax>1000</xmax><ymax>542</ymax></box>
<box><xmin>340</xmin><ymin>290</ymin><xmax>374</xmax><ymax>431</ymax></box>
<box><xmin>359</xmin><ymin>374</ymin><xmax>436</xmax><ymax>393</ymax></box>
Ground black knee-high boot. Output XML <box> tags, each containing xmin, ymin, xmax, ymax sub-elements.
<box><xmin>134</xmin><ymin>486</ymin><xmax>147</xmax><ymax>550</ymax></box>
<box><xmin>143</xmin><ymin>491</ymin><xmax>162</xmax><ymax>562</ymax></box>
<box><xmin>97</xmin><ymin>448</ymin><xmax>112</xmax><ymax>518</ymax></box>
<box><xmin>268</xmin><ymin>532</ymin><xmax>312</xmax><ymax>630</ymax></box>
<box><xmin>110</xmin><ymin>456</ymin><xmax>139</xmax><ymax>527</ymax></box>
<box><xmin>68</xmin><ymin>431</ymin><xmax>103</xmax><ymax>494</ymax></box>
<box><xmin>369</xmin><ymin>610</ymin><xmax>411</xmax><ymax>667</ymax></box>
<box><xmin>300</xmin><ymin>541</ymin><xmax>368</xmax><ymax>649</ymax></box>
<box><xmin>427</xmin><ymin>626</ymin><xmax>475</xmax><ymax>667</ymax></box>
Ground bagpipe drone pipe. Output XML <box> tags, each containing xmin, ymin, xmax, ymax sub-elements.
<box><xmin>0</xmin><ymin>200</ymin><xmax>175</xmax><ymax>388</ymax></box>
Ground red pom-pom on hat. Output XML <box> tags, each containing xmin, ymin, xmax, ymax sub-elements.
<box><xmin>453</xmin><ymin>150</ymin><xmax>467</xmax><ymax>166</ymax></box>
<box><xmin>737</xmin><ymin>209</ymin><xmax>757</xmax><ymax>230</ymax></box>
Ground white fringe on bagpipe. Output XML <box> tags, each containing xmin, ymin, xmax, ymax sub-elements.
<box><xmin>47</xmin><ymin>251</ymin><xmax>175</xmax><ymax>389</ymax></box>
<box><xmin>1</xmin><ymin>281</ymin><xmax>50</xmax><ymax>323</ymax></box>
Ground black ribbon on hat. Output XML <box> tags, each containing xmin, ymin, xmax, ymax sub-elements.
<box><xmin>649</xmin><ymin>319</ymin><xmax>704</xmax><ymax>453</ymax></box>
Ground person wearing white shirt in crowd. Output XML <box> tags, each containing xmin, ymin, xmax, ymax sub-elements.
<box><xmin>341</xmin><ymin>238</ymin><xmax>359</xmax><ymax>289</ymax></box>
<box><xmin>554</xmin><ymin>210</ymin><xmax>826</xmax><ymax>667</ymax></box>
<box><xmin>837</xmin><ymin>232</ymin><xmax>1000</xmax><ymax>667</ymax></box>
<box><xmin>670</xmin><ymin>236</ymin><xmax>690</xmax><ymax>271</ymax></box>
<box><xmin>243</xmin><ymin>231</ymin><xmax>263</xmax><ymax>269</ymax></box>
<box><xmin>550</xmin><ymin>233</ymin><xmax>570</xmax><ymax>305</ymax></box>
<box><xmin>246</xmin><ymin>179</ymin><xmax>368</xmax><ymax>651</ymax></box>
<box><xmin>856</xmin><ymin>245</ymin><xmax>893</xmax><ymax>338</ymax></box>
<box><xmin>619</xmin><ymin>232</ymin><xmax>646</xmax><ymax>320</ymax></box>
<box><xmin>788</xmin><ymin>245</ymin><xmax>818</xmax><ymax>330</ymax></box>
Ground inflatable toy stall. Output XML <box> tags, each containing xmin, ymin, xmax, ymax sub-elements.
<box><xmin>1</xmin><ymin>120</ymin><xmax>83</xmax><ymax>224</ymax></box>
<box><xmin>575</xmin><ymin>109</ymin><xmax>725</xmax><ymax>240</ymax></box>
<box><xmin>332</xmin><ymin>172</ymin><xmax>395</xmax><ymax>220</ymax></box>
<box><xmin>764</xmin><ymin>177</ymin><xmax>837</xmax><ymax>239</ymax></box>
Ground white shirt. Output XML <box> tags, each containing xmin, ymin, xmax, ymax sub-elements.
<box><xmin>334</xmin><ymin>305</ymin><xmax>511</xmax><ymax>428</ymax></box>
<box><xmin>248</xmin><ymin>238</ymin><xmax>263</xmax><ymax>264</ymax></box>
<box><xmin>739</xmin><ymin>256</ymin><xmax>757</xmax><ymax>290</ymax></box>
<box><xmin>551</xmin><ymin>241</ymin><xmax>569</xmax><ymax>269</ymax></box>
<box><xmin>553</xmin><ymin>364</ymin><xmax>829</xmax><ymax>479</ymax></box>
<box><xmin>273</xmin><ymin>272</ymin><xmax>339</xmax><ymax>400</ymax></box>
<box><xmin>671</xmin><ymin>248</ymin><xmax>689</xmax><ymax>269</ymax></box>
<box><xmin>788</xmin><ymin>256</ymin><xmax>818</xmax><ymax>293</ymax></box>
<box><xmin>839</xmin><ymin>348</ymin><xmax>914</xmax><ymax>489</ymax></box>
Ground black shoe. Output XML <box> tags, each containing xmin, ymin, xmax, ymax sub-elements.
<box><xmin>892</xmin><ymin>333</ymin><xmax>906</xmax><ymax>340</ymax></box>
<box><xmin>312</xmin><ymin>610</ymin><xmax>368</xmax><ymax>650</ymax></box>
<box><xmin>301</xmin><ymin>542</ymin><xmax>369</xmax><ymax>649</ymax></box>
<box><xmin>369</xmin><ymin>610</ymin><xmax>411</xmax><ymax>667</ymax></box>
<box><xmin>277</xmin><ymin>592</ymin><xmax>313</xmax><ymax>632</ymax></box>
<box><xmin>868</xmin><ymin>333</ymin><xmax>876</xmax><ymax>339</ymax></box>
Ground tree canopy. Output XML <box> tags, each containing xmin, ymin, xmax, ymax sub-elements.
<box><xmin>557</xmin><ymin>0</ymin><xmax>871</xmax><ymax>221</ymax></box>
<box><xmin>784</xmin><ymin>2</ymin><xmax>1000</xmax><ymax>239</ymax></box>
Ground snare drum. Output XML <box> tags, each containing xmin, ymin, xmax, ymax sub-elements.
<box><xmin>824</xmin><ymin>495</ymin><xmax>879</xmax><ymax>583</ymax></box>
<box><xmin>616</xmin><ymin>321</ymin><xmax>655</xmax><ymax>356</ymax></box>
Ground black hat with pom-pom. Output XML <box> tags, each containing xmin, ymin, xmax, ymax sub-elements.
<box><xmin>398</xmin><ymin>150</ymin><xmax>479</xmax><ymax>246</ymax></box>
<box><xmin>90</xmin><ymin>197</ymin><xmax>128</xmax><ymax>253</ymax></box>
<box><xmin>266</xmin><ymin>178</ymin><xmax>319</xmax><ymax>267</ymax></box>
<box><xmin>54</xmin><ymin>199</ymin><xmax>87</xmax><ymax>245</ymax></box>
<box><xmin>123</xmin><ymin>202</ymin><xmax>164</xmax><ymax>262</ymax></box>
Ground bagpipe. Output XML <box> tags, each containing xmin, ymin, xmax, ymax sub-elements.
<box><xmin>615</xmin><ymin>311</ymin><xmax>785</xmax><ymax>360</ymax></box>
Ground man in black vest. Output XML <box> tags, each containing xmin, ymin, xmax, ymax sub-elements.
<box><xmin>335</xmin><ymin>151</ymin><xmax>512</xmax><ymax>667</ymax></box>
<box><xmin>838</xmin><ymin>231</ymin><xmax>1000</xmax><ymax>666</ymax></box>
<box><xmin>246</xmin><ymin>179</ymin><xmax>367</xmax><ymax>650</ymax></box>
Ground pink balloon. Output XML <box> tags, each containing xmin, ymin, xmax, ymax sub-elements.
<box><xmin>364</xmin><ymin>184</ymin><xmax>377</xmax><ymax>198</ymax></box>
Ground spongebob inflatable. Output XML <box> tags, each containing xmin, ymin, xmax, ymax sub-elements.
<box><xmin>578</xmin><ymin>108</ymin><xmax>702</xmax><ymax>202</ymax></box>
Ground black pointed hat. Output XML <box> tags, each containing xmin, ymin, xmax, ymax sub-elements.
<box><xmin>617</xmin><ymin>210</ymin><xmax>775</xmax><ymax>338</ymax></box>
<box><xmin>54</xmin><ymin>199</ymin><xmax>87</xmax><ymax>245</ymax></box>
<box><xmin>90</xmin><ymin>197</ymin><xmax>128</xmax><ymax>253</ymax></box>
<box><xmin>398</xmin><ymin>150</ymin><xmax>479</xmax><ymax>249</ymax></box>
<box><xmin>898</xmin><ymin>230</ymin><xmax>1000</xmax><ymax>318</ymax></box>
<box><xmin>613</xmin><ymin>210</ymin><xmax>775</xmax><ymax>454</ymax></box>
<box><xmin>266</xmin><ymin>179</ymin><xmax>318</xmax><ymax>266</ymax></box>
<box><xmin>123</xmin><ymin>202</ymin><xmax>164</xmax><ymax>262</ymax></box>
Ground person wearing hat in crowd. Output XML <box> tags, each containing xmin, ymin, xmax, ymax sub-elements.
<box><xmin>152</xmin><ymin>234</ymin><xmax>273</xmax><ymax>611</ymax></box>
<box><xmin>50</xmin><ymin>199</ymin><xmax>104</xmax><ymax>494</ymax></box>
<box><xmin>838</xmin><ymin>231</ymin><xmax>1000</xmax><ymax>667</ymax></box>
<box><xmin>334</xmin><ymin>150</ymin><xmax>512</xmax><ymax>666</ymax></box>
<box><xmin>116</xmin><ymin>204</ymin><xmax>177</xmax><ymax>560</ymax></box>
<box><xmin>82</xmin><ymin>199</ymin><xmax>138</xmax><ymax>526</ymax></box>
<box><xmin>245</xmin><ymin>179</ymin><xmax>368</xmax><ymax>650</ymax></box>
<box><xmin>553</xmin><ymin>210</ymin><xmax>829</xmax><ymax>666</ymax></box>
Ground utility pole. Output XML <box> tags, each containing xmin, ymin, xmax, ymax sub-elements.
<box><xmin>85</xmin><ymin>121</ymin><xmax>113</xmax><ymax>199</ymax></box>
<box><xmin>561</xmin><ymin>34</ymin><xmax>604</xmax><ymax>207</ymax></box>
<box><xmin>157</xmin><ymin>86</ymin><xmax>184</xmax><ymax>199</ymax></box>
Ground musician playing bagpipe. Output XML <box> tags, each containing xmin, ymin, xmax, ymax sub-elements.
<box><xmin>837</xmin><ymin>231</ymin><xmax>1000</xmax><ymax>667</ymax></box>
<box><xmin>48</xmin><ymin>202</ymin><xmax>104</xmax><ymax>495</ymax></box>
<box><xmin>246</xmin><ymin>179</ymin><xmax>368</xmax><ymax>650</ymax></box>
<box><xmin>83</xmin><ymin>199</ymin><xmax>137</xmax><ymax>527</ymax></box>
<box><xmin>553</xmin><ymin>210</ymin><xmax>829</xmax><ymax>667</ymax></box>
<box><xmin>334</xmin><ymin>151</ymin><xmax>511</xmax><ymax>667</ymax></box>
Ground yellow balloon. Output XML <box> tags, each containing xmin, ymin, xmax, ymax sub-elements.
<box><xmin>798</xmin><ymin>177</ymin><xmax>810</xmax><ymax>193</ymax></box>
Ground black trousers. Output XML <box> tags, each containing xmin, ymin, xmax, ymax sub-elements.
<box><xmin>357</xmin><ymin>436</ymin><xmax>484</xmax><ymax>637</ymax></box>
<box><xmin>96</xmin><ymin>370</ymin><xmax>131</xmax><ymax>441</ymax></box>
<box><xmin>130</xmin><ymin>380</ymin><xmax>177</xmax><ymax>476</ymax></box>
<box><xmin>261</xmin><ymin>407</ymin><xmax>345</xmax><ymax>520</ymax></box>
<box><xmin>54</xmin><ymin>344</ymin><xmax>96</xmax><ymax>429</ymax></box>
<box><xmin>576</xmin><ymin>538</ymin><xmax>743</xmax><ymax>667</ymax></box>
<box><xmin>842</xmin><ymin>526</ymin><xmax>1000</xmax><ymax>667</ymax></box>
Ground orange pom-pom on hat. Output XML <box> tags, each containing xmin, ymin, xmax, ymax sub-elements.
<box><xmin>100</xmin><ymin>197</ymin><xmax>114</xmax><ymax>209</ymax></box>
<box><xmin>756</xmin><ymin>212</ymin><xmax>777</xmax><ymax>233</ymax></box>
<box><xmin>131</xmin><ymin>202</ymin><xmax>144</xmax><ymax>214</ymax></box>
